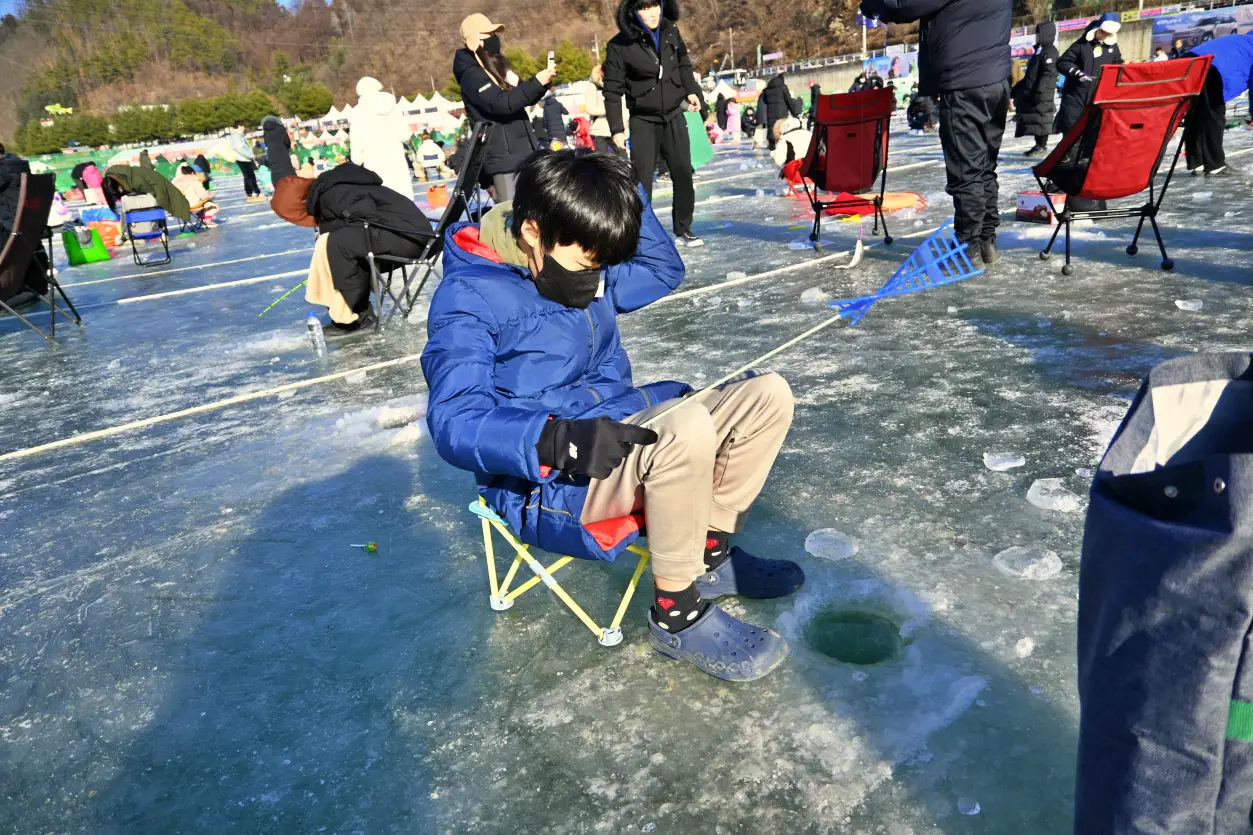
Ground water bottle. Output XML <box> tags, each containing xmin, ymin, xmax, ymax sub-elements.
<box><xmin>306</xmin><ymin>314</ymin><xmax>327</xmax><ymax>357</ymax></box>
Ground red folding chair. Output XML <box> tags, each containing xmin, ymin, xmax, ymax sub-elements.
<box><xmin>800</xmin><ymin>87</ymin><xmax>895</xmax><ymax>246</ymax></box>
<box><xmin>1033</xmin><ymin>55</ymin><xmax>1212</xmax><ymax>275</ymax></box>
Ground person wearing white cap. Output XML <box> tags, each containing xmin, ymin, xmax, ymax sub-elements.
<box><xmin>349</xmin><ymin>76</ymin><xmax>415</xmax><ymax>201</ymax></box>
<box><xmin>1055</xmin><ymin>14</ymin><xmax>1123</xmax><ymax>136</ymax></box>
<box><xmin>453</xmin><ymin>13</ymin><xmax>557</xmax><ymax>200</ymax></box>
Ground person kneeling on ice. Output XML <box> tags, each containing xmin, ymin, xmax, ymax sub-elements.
<box><xmin>421</xmin><ymin>149</ymin><xmax>803</xmax><ymax>682</ymax></box>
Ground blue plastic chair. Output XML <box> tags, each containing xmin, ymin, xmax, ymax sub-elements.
<box><xmin>122</xmin><ymin>207</ymin><xmax>170</xmax><ymax>267</ymax></box>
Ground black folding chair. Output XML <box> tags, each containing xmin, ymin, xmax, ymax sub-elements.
<box><xmin>0</xmin><ymin>173</ymin><xmax>83</xmax><ymax>344</ymax></box>
<box><xmin>123</xmin><ymin>206</ymin><xmax>171</xmax><ymax>266</ymax></box>
<box><xmin>365</xmin><ymin>121</ymin><xmax>494</xmax><ymax>332</ymax></box>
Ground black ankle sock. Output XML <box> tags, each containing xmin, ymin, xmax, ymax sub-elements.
<box><xmin>704</xmin><ymin>530</ymin><xmax>730</xmax><ymax>571</ymax></box>
<box><xmin>651</xmin><ymin>582</ymin><xmax>708</xmax><ymax>632</ymax></box>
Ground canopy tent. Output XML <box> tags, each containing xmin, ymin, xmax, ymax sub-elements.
<box><xmin>711</xmin><ymin>81</ymin><xmax>738</xmax><ymax>103</ymax></box>
<box><xmin>425</xmin><ymin>92</ymin><xmax>456</xmax><ymax>112</ymax></box>
<box><xmin>299</xmin><ymin>132</ymin><xmax>320</xmax><ymax>148</ymax></box>
<box><xmin>321</xmin><ymin>105</ymin><xmax>342</xmax><ymax>123</ymax></box>
<box><xmin>316</xmin><ymin>130</ymin><xmax>334</xmax><ymax>145</ymax></box>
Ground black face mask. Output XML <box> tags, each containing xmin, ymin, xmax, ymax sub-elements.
<box><xmin>533</xmin><ymin>254</ymin><xmax>601</xmax><ymax>309</ymax></box>
<box><xmin>482</xmin><ymin>34</ymin><xmax>502</xmax><ymax>55</ymax></box>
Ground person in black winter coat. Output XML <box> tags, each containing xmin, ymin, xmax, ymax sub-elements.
<box><xmin>262</xmin><ymin>115</ymin><xmax>296</xmax><ymax>180</ymax></box>
<box><xmin>1013</xmin><ymin>21</ymin><xmax>1060</xmax><ymax>156</ymax></box>
<box><xmin>859</xmin><ymin>0</ymin><xmax>1012</xmax><ymax>266</ymax></box>
<box><xmin>715</xmin><ymin>93</ymin><xmax>729</xmax><ymax>131</ymax></box>
<box><xmin>849</xmin><ymin>73</ymin><xmax>868</xmax><ymax>93</ymax></box>
<box><xmin>808</xmin><ymin>81</ymin><xmax>820</xmax><ymax>129</ymax></box>
<box><xmin>756</xmin><ymin>72</ymin><xmax>803</xmax><ymax>149</ymax></box>
<box><xmin>1055</xmin><ymin>14</ymin><xmax>1123</xmax><ymax>136</ymax></box>
<box><xmin>306</xmin><ymin>162</ymin><xmax>435</xmax><ymax>322</ymax></box>
<box><xmin>0</xmin><ymin>145</ymin><xmax>49</xmax><ymax>299</ymax></box>
<box><xmin>454</xmin><ymin>13</ymin><xmax>557</xmax><ymax>200</ymax></box>
<box><xmin>603</xmin><ymin>0</ymin><xmax>706</xmax><ymax>247</ymax></box>
<box><xmin>543</xmin><ymin>92</ymin><xmax>569</xmax><ymax>147</ymax></box>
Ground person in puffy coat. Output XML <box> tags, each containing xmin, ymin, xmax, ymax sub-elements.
<box><xmin>603</xmin><ymin>0</ymin><xmax>707</xmax><ymax>247</ymax></box>
<box><xmin>172</xmin><ymin>165</ymin><xmax>220</xmax><ymax>226</ymax></box>
<box><xmin>1012</xmin><ymin>21</ymin><xmax>1059</xmax><ymax>157</ymax></box>
<box><xmin>1183</xmin><ymin>32</ymin><xmax>1253</xmax><ymax>175</ymax></box>
<box><xmin>1055</xmin><ymin>14</ymin><xmax>1122</xmax><ymax>136</ymax></box>
<box><xmin>261</xmin><ymin>115</ymin><xmax>296</xmax><ymax>181</ymax></box>
<box><xmin>453</xmin><ymin>13</ymin><xmax>556</xmax><ymax>200</ymax></box>
<box><xmin>349</xmin><ymin>77</ymin><xmax>415</xmax><ymax>201</ymax></box>
<box><xmin>543</xmin><ymin>91</ymin><xmax>569</xmax><ymax>148</ymax></box>
<box><xmin>755</xmin><ymin>72</ymin><xmax>803</xmax><ymax>149</ymax></box>
<box><xmin>101</xmin><ymin>165</ymin><xmax>192</xmax><ymax>222</ymax></box>
<box><xmin>421</xmin><ymin>149</ymin><xmax>803</xmax><ymax>682</ymax></box>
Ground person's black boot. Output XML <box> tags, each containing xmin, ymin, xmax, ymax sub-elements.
<box><xmin>1024</xmin><ymin>141</ymin><xmax>1048</xmax><ymax>158</ymax></box>
<box><xmin>980</xmin><ymin>238</ymin><xmax>1000</xmax><ymax>266</ymax></box>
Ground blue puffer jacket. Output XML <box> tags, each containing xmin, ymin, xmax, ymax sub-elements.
<box><xmin>422</xmin><ymin>198</ymin><xmax>689</xmax><ymax>562</ymax></box>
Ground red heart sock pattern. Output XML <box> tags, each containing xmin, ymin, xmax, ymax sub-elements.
<box><xmin>704</xmin><ymin>530</ymin><xmax>730</xmax><ymax>571</ymax></box>
<box><xmin>650</xmin><ymin>582</ymin><xmax>708</xmax><ymax>632</ymax></box>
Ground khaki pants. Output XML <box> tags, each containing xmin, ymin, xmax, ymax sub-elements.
<box><xmin>580</xmin><ymin>373</ymin><xmax>794</xmax><ymax>583</ymax></box>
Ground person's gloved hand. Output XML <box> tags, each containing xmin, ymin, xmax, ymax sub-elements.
<box><xmin>1077</xmin><ymin>72</ymin><xmax>1094</xmax><ymax>83</ymax></box>
<box><xmin>537</xmin><ymin>417</ymin><xmax>659</xmax><ymax>479</ymax></box>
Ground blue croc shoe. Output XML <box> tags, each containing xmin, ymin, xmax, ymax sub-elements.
<box><xmin>649</xmin><ymin>605</ymin><xmax>789</xmax><ymax>681</ymax></box>
<box><xmin>696</xmin><ymin>547</ymin><xmax>806</xmax><ymax>600</ymax></box>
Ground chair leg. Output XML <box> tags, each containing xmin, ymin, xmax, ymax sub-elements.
<box><xmin>1063</xmin><ymin>219</ymin><xmax>1073</xmax><ymax>276</ymax></box>
<box><xmin>1041</xmin><ymin>220</ymin><xmax>1063</xmax><ymax>258</ymax></box>
<box><xmin>1149</xmin><ymin>215</ymin><xmax>1174</xmax><ymax>271</ymax></box>
<box><xmin>51</xmin><ymin>280</ymin><xmax>83</xmax><ymax>326</ymax></box>
<box><xmin>878</xmin><ymin>203</ymin><xmax>892</xmax><ymax>245</ymax></box>
<box><xmin>0</xmin><ymin>298</ymin><xmax>55</xmax><ymax>344</ymax></box>
<box><xmin>1128</xmin><ymin>212</ymin><xmax>1148</xmax><ymax>256</ymax></box>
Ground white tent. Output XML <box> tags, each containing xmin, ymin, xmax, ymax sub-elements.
<box><xmin>339</xmin><ymin>103</ymin><xmax>354</xmax><ymax>118</ymax></box>
<box><xmin>409</xmin><ymin>93</ymin><xmax>430</xmax><ymax>113</ymax></box>
<box><xmin>299</xmin><ymin>133</ymin><xmax>320</xmax><ymax>148</ymax></box>
<box><xmin>321</xmin><ymin>105</ymin><xmax>341</xmax><ymax>123</ymax></box>
<box><xmin>316</xmin><ymin>130</ymin><xmax>334</xmax><ymax>145</ymax></box>
<box><xmin>425</xmin><ymin>92</ymin><xmax>456</xmax><ymax>112</ymax></box>
<box><xmin>711</xmin><ymin>81</ymin><xmax>738</xmax><ymax>103</ymax></box>
<box><xmin>397</xmin><ymin>96</ymin><xmax>414</xmax><ymax>113</ymax></box>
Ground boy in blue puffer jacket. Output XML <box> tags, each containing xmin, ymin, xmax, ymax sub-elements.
<box><xmin>1183</xmin><ymin>32</ymin><xmax>1253</xmax><ymax>176</ymax></box>
<box><xmin>422</xmin><ymin>149</ymin><xmax>804</xmax><ymax>681</ymax></box>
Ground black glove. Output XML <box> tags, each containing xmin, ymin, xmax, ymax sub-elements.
<box><xmin>536</xmin><ymin>417</ymin><xmax>659</xmax><ymax>479</ymax></box>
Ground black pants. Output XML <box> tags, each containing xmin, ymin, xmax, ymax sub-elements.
<box><xmin>628</xmin><ymin>113</ymin><xmax>694</xmax><ymax>237</ymax></box>
<box><xmin>1183</xmin><ymin>62</ymin><xmax>1226</xmax><ymax>173</ymax></box>
<box><xmin>237</xmin><ymin>160</ymin><xmax>260</xmax><ymax>197</ymax></box>
<box><xmin>592</xmin><ymin>136</ymin><xmax>615</xmax><ymax>154</ymax></box>
<box><xmin>938</xmin><ymin>80</ymin><xmax>1010</xmax><ymax>244</ymax></box>
<box><xmin>326</xmin><ymin>227</ymin><xmax>424</xmax><ymax>314</ymax></box>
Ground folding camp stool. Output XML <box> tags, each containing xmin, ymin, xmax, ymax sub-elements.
<box><xmin>468</xmin><ymin>499</ymin><xmax>651</xmax><ymax>647</ymax></box>
<box><xmin>364</xmin><ymin>121</ymin><xmax>495</xmax><ymax>332</ymax></box>
<box><xmin>800</xmin><ymin>87</ymin><xmax>896</xmax><ymax>246</ymax></box>
<box><xmin>122</xmin><ymin>207</ymin><xmax>171</xmax><ymax>266</ymax></box>
<box><xmin>1032</xmin><ymin>56</ymin><xmax>1212</xmax><ymax>275</ymax></box>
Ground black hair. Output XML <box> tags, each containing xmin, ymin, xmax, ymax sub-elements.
<box><xmin>634</xmin><ymin>0</ymin><xmax>661</xmax><ymax>8</ymax></box>
<box><xmin>0</xmin><ymin>142</ymin><xmax>5</xmax><ymax>155</ymax></box>
<box><xmin>475</xmin><ymin>45</ymin><xmax>515</xmax><ymax>90</ymax></box>
<box><xmin>510</xmin><ymin>149</ymin><xmax>643</xmax><ymax>266</ymax></box>
<box><xmin>180</xmin><ymin>165</ymin><xmax>195</xmax><ymax>175</ymax></box>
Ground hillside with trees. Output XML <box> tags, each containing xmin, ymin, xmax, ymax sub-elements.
<box><xmin>0</xmin><ymin>0</ymin><xmax>1056</xmax><ymax>153</ymax></box>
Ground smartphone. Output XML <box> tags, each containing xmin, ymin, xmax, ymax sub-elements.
<box><xmin>547</xmin><ymin>51</ymin><xmax>556</xmax><ymax>70</ymax></box>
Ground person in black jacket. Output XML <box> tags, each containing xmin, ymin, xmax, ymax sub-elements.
<box><xmin>603</xmin><ymin>0</ymin><xmax>707</xmax><ymax>247</ymax></box>
<box><xmin>0</xmin><ymin>145</ymin><xmax>49</xmax><ymax>299</ymax></box>
<box><xmin>543</xmin><ymin>91</ymin><xmax>569</xmax><ymax>148</ymax></box>
<box><xmin>808</xmin><ymin>81</ymin><xmax>820</xmax><ymax>129</ymax></box>
<box><xmin>756</xmin><ymin>72</ymin><xmax>803</xmax><ymax>149</ymax></box>
<box><xmin>261</xmin><ymin>115</ymin><xmax>296</xmax><ymax>181</ymax></box>
<box><xmin>306</xmin><ymin>162</ymin><xmax>435</xmax><ymax>327</ymax></box>
<box><xmin>715</xmin><ymin>93</ymin><xmax>729</xmax><ymax>131</ymax></box>
<box><xmin>454</xmin><ymin>13</ymin><xmax>557</xmax><ymax>201</ymax></box>
<box><xmin>860</xmin><ymin>0</ymin><xmax>1011</xmax><ymax>267</ymax></box>
<box><xmin>1055</xmin><ymin>14</ymin><xmax>1122</xmax><ymax>137</ymax></box>
<box><xmin>849</xmin><ymin>73</ymin><xmax>868</xmax><ymax>93</ymax></box>
<box><xmin>1012</xmin><ymin>21</ymin><xmax>1060</xmax><ymax>157</ymax></box>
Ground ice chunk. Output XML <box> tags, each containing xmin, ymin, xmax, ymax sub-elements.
<box><xmin>946</xmin><ymin>306</ymin><xmax>959</xmax><ymax>314</ymax></box>
<box><xmin>1075</xmin><ymin>468</ymin><xmax>1094</xmax><ymax>480</ymax></box>
<box><xmin>764</xmin><ymin>216</ymin><xmax>776</xmax><ymax>222</ymax></box>
<box><xmin>804</xmin><ymin>528</ymin><xmax>859</xmax><ymax>561</ymax></box>
<box><xmin>1015</xmin><ymin>637</ymin><xmax>1035</xmax><ymax>658</ymax></box>
<box><xmin>726</xmin><ymin>271</ymin><xmax>747</xmax><ymax>282</ymax></box>
<box><xmin>736</xmin><ymin>298</ymin><xmax>754</xmax><ymax>308</ymax></box>
<box><xmin>993</xmin><ymin>546</ymin><xmax>1063</xmax><ymax>581</ymax></box>
<box><xmin>344</xmin><ymin>370</ymin><xmax>368</xmax><ymax>384</ymax></box>
<box><xmin>755</xmin><ymin>189</ymin><xmax>765</xmax><ymax>198</ymax></box>
<box><xmin>800</xmin><ymin>287</ymin><xmax>829</xmax><ymax>305</ymax></box>
<box><xmin>983</xmin><ymin>453</ymin><xmax>1026</xmax><ymax>472</ymax></box>
<box><xmin>958</xmin><ymin>798</ymin><xmax>982</xmax><ymax>816</ymax></box>
<box><xmin>1192</xmin><ymin>191</ymin><xmax>1213</xmax><ymax>200</ymax></box>
<box><xmin>1027</xmin><ymin>478</ymin><xmax>1081</xmax><ymax>512</ymax></box>
<box><xmin>377</xmin><ymin>405</ymin><xmax>424</xmax><ymax>429</ymax></box>
<box><xmin>1175</xmin><ymin>299</ymin><xmax>1203</xmax><ymax>312</ymax></box>
<box><xmin>107</xmin><ymin>359</ymin><xmax>121</xmax><ymax>370</ymax></box>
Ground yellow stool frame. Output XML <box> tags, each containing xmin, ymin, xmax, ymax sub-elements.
<box><xmin>469</xmin><ymin>500</ymin><xmax>651</xmax><ymax>647</ymax></box>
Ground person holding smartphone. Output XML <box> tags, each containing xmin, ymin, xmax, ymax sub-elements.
<box><xmin>603</xmin><ymin>0</ymin><xmax>706</xmax><ymax>248</ymax></box>
<box><xmin>454</xmin><ymin>13</ymin><xmax>557</xmax><ymax>200</ymax></box>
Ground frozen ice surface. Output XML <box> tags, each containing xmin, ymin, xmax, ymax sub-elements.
<box><xmin>983</xmin><ymin>452</ymin><xmax>1026</xmax><ymax>472</ymax></box>
<box><xmin>804</xmin><ymin>528</ymin><xmax>859</xmax><ymax>560</ymax></box>
<box><xmin>1016</xmin><ymin>637</ymin><xmax>1036</xmax><ymax>658</ymax></box>
<box><xmin>1027</xmin><ymin>478</ymin><xmax>1082</xmax><ymax>512</ymax></box>
<box><xmin>7</xmin><ymin>133</ymin><xmax>1253</xmax><ymax>833</ymax></box>
<box><xmin>800</xmin><ymin>286</ymin><xmax>830</xmax><ymax>305</ymax></box>
<box><xmin>959</xmin><ymin>798</ymin><xmax>983</xmax><ymax>816</ymax></box>
<box><xmin>1175</xmin><ymin>298</ymin><xmax>1204</xmax><ymax>311</ymax></box>
<box><xmin>993</xmin><ymin>547</ymin><xmax>1064</xmax><ymax>580</ymax></box>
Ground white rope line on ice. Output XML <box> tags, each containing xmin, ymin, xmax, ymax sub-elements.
<box><xmin>60</xmin><ymin>248</ymin><xmax>313</xmax><ymax>287</ymax></box>
<box><xmin>114</xmin><ymin>270</ymin><xmax>307</xmax><ymax>304</ymax></box>
<box><xmin>0</xmin><ymin>354</ymin><xmax>426</xmax><ymax>463</ymax></box>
